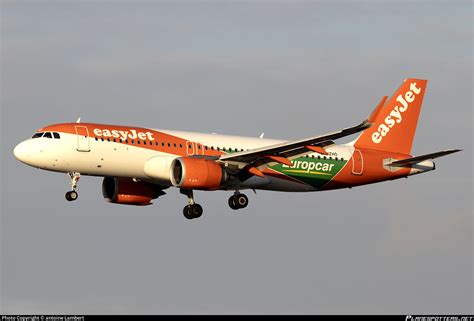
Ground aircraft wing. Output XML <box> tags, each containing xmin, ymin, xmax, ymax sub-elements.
<box><xmin>387</xmin><ymin>149</ymin><xmax>462</xmax><ymax>167</ymax></box>
<box><xmin>217</xmin><ymin>119</ymin><xmax>372</xmax><ymax>176</ymax></box>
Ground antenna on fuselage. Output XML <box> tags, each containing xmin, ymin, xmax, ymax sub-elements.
<box><xmin>76</xmin><ymin>117</ymin><xmax>81</xmax><ymax>123</ymax></box>
<box><xmin>259</xmin><ymin>133</ymin><xmax>264</xmax><ymax>139</ymax></box>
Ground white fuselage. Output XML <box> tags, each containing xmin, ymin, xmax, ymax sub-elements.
<box><xmin>14</xmin><ymin>129</ymin><xmax>354</xmax><ymax>192</ymax></box>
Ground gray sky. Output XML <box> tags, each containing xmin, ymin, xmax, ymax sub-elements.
<box><xmin>1</xmin><ymin>0</ymin><xmax>472</xmax><ymax>314</ymax></box>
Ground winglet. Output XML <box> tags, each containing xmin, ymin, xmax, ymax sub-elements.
<box><xmin>368</xmin><ymin>96</ymin><xmax>388</xmax><ymax>123</ymax></box>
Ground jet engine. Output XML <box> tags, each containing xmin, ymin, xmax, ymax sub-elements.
<box><xmin>143</xmin><ymin>155</ymin><xmax>176</xmax><ymax>184</ymax></box>
<box><xmin>170</xmin><ymin>157</ymin><xmax>228</xmax><ymax>190</ymax></box>
<box><xmin>102</xmin><ymin>177</ymin><xmax>165</xmax><ymax>205</ymax></box>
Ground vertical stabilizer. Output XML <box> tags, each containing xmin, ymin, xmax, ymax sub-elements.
<box><xmin>354</xmin><ymin>78</ymin><xmax>428</xmax><ymax>155</ymax></box>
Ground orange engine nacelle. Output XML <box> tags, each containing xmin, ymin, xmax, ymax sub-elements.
<box><xmin>170</xmin><ymin>157</ymin><xmax>228</xmax><ymax>190</ymax></box>
<box><xmin>102</xmin><ymin>177</ymin><xmax>165</xmax><ymax>205</ymax></box>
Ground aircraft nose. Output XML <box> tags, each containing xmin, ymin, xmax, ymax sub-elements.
<box><xmin>13</xmin><ymin>141</ymin><xmax>30</xmax><ymax>163</ymax></box>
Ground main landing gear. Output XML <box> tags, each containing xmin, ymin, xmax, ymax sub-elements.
<box><xmin>228</xmin><ymin>192</ymin><xmax>248</xmax><ymax>210</ymax></box>
<box><xmin>180</xmin><ymin>189</ymin><xmax>203</xmax><ymax>220</ymax></box>
<box><xmin>65</xmin><ymin>172</ymin><xmax>80</xmax><ymax>202</ymax></box>
<box><xmin>179</xmin><ymin>190</ymin><xmax>249</xmax><ymax>219</ymax></box>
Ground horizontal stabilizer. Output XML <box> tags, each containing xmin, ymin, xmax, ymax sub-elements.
<box><xmin>388</xmin><ymin>149</ymin><xmax>461</xmax><ymax>167</ymax></box>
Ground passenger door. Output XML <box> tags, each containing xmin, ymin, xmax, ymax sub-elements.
<box><xmin>75</xmin><ymin>126</ymin><xmax>90</xmax><ymax>152</ymax></box>
<box><xmin>351</xmin><ymin>149</ymin><xmax>363</xmax><ymax>175</ymax></box>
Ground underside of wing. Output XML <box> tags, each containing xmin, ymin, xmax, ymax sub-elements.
<box><xmin>217</xmin><ymin>119</ymin><xmax>372</xmax><ymax>177</ymax></box>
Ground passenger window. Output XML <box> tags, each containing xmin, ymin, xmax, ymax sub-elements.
<box><xmin>205</xmin><ymin>146</ymin><xmax>208</xmax><ymax>150</ymax></box>
<box><xmin>131</xmin><ymin>140</ymin><xmax>135</xmax><ymax>144</ymax></box>
<box><xmin>43</xmin><ymin>132</ymin><xmax>52</xmax><ymax>138</ymax></box>
<box><xmin>101</xmin><ymin>138</ymin><xmax>104</xmax><ymax>141</ymax></box>
<box><xmin>53</xmin><ymin>132</ymin><xmax>60</xmax><ymax>139</ymax></box>
<box><xmin>144</xmin><ymin>141</ymin><xmax>146</xmax><ymax>145</ymax></box>
<box><xmin>180</xmin><ymin>144</ymin><xmax>183</xmax><ymax>148</ymax></box>
<box><xmin>174</xmin><ymin>143</ymin><xmax>176</xmax><ymax>147</ymax></box>
<box><xmin>113</xmin><ymin>138</ymin><xmax>116</xmax><ymax>142</ymax></box>
<box><xmin>162</xmin><ymin>142</ymin><xmax>165</xmax><ymax>147</ymax></box>
<box><xmin>137</xmin><ymin>141</ymin><xmax>141</xmax><ymax>145</ymax></box>
<box><xmin>31</xmin><ymin>132</ymin><xmax>43</xmax><ymax>139</ymax></box>
<box><xmin>211</xmin><ymin>146</ymin><xmax>214</xmax><ymax>150</ymax></box>
<box><xmin>95</xmin><ymin>137</ymin><xmax>98</xmax><ymax>141</ymax></box>
<box><xmin>168</xmin><ymin>143</ymin><xmax>171</xmax><ymax>147</ymax></box>
<box><xmin>107</xmin><ymin>138</ymin><xmax>110</xmax><ymax>142</ymax></box>
<box><xmin>217</xmin><ymin>147</ymin><xmax>220</xmax><ymax>151</ymax></box>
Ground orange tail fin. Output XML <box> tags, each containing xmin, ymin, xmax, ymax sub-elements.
<box><xmin>354</xmin><ymin>78</ymin><xmax>428</xmax><ymax>155</ymax></box>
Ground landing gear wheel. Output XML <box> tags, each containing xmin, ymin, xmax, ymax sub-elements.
<box><xmin>191</xmin><ymin>204</ymin><xmax>203</xmax><ymax>218</ymax></box>
<box><xmin>183</xmin><ymin>204</ymin><xmax>203</xmax><ymax>219</ymax></box>
<box><xmin>66</xmin><ymin>172</ymin><xmax>80</xmax><ymax>202</ymax></box>
<box><xmin>228</xmin><ymin>196</ymin><xmax>239</xmax><ymax>210</ymax></box>
<box><xmin>180</xmin><ymin>189</ymin><xmax>204</xmax><ymax>220</ymax></box>
<box><xmin>183</xmin><ymin>205</ymin><xmax>193</xmax><ymax>219</ymax></box>
<box><xmin>228</xmin><ymin>194</ymin><xmax>248</xmax><ymax>210</ymax></box>
<box><xmin>65</xmin><ymin>190</ymin><xmax>78</xmax><ymax>201</ymax></box>
<box><xmin>236</xmin><ymin>194</ymin><xmax>248</xmax><ymax>209</ymax></box>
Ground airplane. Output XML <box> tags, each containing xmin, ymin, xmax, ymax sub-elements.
<box><xmin>13</xmin><ymin>78</ymin><xmax>460</xmax><ymax>219</ymax></box>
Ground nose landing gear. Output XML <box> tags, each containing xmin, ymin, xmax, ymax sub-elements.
<box><xmin>228</xmin><ymin>192</ymin><xmax>248</xmax><ymax>210</ymax></box>
<box><xmin>180</xmin><ymin>189</ymin><xmax>203</xmax><ymax>219</ymax></box>
<box><xmin>65</xmin><ymin>190</ymin><xmax>78</xmax><ymax>201</ymax></box>
<box><xmin>65</xmin><ymin>172</ymin><xmax>80</xmax><ymax>202</ymax></box>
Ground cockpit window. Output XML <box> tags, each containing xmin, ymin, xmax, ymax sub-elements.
<box><xmin>43</xmin><ymin>132</ymin><xmax>52</xmax><ymax>138</ymax></box>
<box><xmin>31</xmin><ymin>132</ymin><xmax>43</xmax><ymax>139</ymax></box>
<box><xmin>53</xmin><ymin>132</ymin><xmax>60</xmax><ymax>139</ymax></box>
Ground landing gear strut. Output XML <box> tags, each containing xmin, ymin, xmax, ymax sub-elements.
<box><xmin>228</xmin><ymin>192</ymin><xmax>248</xmax><ymax>210</ymax></box>
<box><xmin>180</xmin><ymin>189</ymin><xmax>203</xmax><ymax>219</ymax></box>
<box><xmin>65</xmin><ymin>172</ymin><xmax>80</xmax><ymax>201</ymax></box>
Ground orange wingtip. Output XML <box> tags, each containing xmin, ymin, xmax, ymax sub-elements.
<box><xmin>265</xmin><ymin>155</ymin><xmax>293</xmax><ymax>166</ymax></box>
<box><xmin>304</xmin><ymin>145</ymin><xmax>328</xmax><ymax>155</ymax></box>
<box><xmin>248</xmin><ymin>167</ymin><xmax>265</xmax><ymax>177</ymax></box>
<box><xmin>368</xmin><ymin>96</ymin><xmax>388</xmax><ymax>123</ymax></box>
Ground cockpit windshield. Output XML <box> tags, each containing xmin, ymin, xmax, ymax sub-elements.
<box><xmin>31</xmin><ymin>131</ymin><xmax>61</xmax><ymax>139</ymax></box>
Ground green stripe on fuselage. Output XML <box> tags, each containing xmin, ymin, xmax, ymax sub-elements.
<box><xmin>270</xmin><ymin>157</ymin><xmax>347</xmax><ymax>189</ymax></box>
